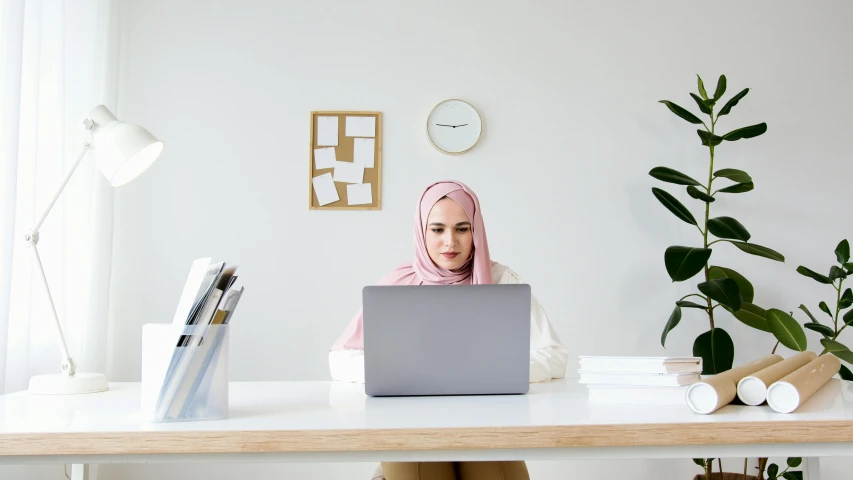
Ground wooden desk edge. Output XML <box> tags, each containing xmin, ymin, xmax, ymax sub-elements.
<box><xmin>1</xmin><ymin>421</ymin><xmax>851</xmax><ymax>456</ymax></box>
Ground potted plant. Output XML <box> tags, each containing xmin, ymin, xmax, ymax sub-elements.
<box><xmin>691</xmin><ymin>458</ymin><xmax>803</xmax><ymax>480</ymax></box>
<box><xmin>652</xmin><ymin>75</ymin><xmax>813</xmax><ymax>480</ymax></box>
<box><xmin>691</xmin><ymin>457</ymin><xmax>803</xmax><ymax>480</ymax></box>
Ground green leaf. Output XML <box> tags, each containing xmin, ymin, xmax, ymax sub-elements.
<box><xmin>838</xmin><ymin>240</ymin><xmax>851</xmax><ymax>264</ymax></box>
<box><xmin>649</xmin><ymin>167</ymin><xmax>702</xmax><ymax>186</ymax></box>
<box><xmin>782</xmin><ymin>471</ymin><xmax>803</xmax><ymax>480</ymax></box>
<box><xmin>692</xmin><ymin>458</ymin><xmax>706</xmax><ymax>467</ymax></box>
<box><xmin>707</xmin><ymin>216</ymin><xmax>751</xmax><ymax>242</ymax></box>
<box><xmin>686</xmin><ymin>186</ymin><xmax>715</xmax><ymax>203</ymax></box>
<box><xmin>830</xmin><ymin>266</ymin><xmax>848</xmax><ymax>281</ymax></box>
<box><xmin>844</xmin><ymin>308</ymin><xmax>853</xmax><ymax>326</ymax></box>
<box><xmin>697</xmin><ymin>129</ymin><xmax>724</xmax><ymax>147</ymax></box>
<box><xmin>713</xmin><ymin>168</ymin><xmax>752</xmax><ymax>184</ymax></box>
<box><xmin>821</xmin><ymin>339</ymin><xmax>853</xmax><ymax>363</ymax></box>
<box><xmin>651</xmin><ymin>188</ymin><xmax>697</xmax><ymax>226</ymax></box>
<box><xmin>799</xmin><ymin>304</ymin><xmax>819</xmax><ymax>323</ymax></box>
<box><xmin>718</xmin><ymin>88</ymin><xmax>749</xmax><ymax>117</ymax></box>
<box><xmin>722</xmin><ymin>123</ymin><xmax>768</xmax><ymax>141</ymax></box>
<box><xmin>717</xmin><ymin>182</ymin><xmax>754</xmax><ymax>194</ymax></box>
<box><xmin>787</xmin><ymin>457</ymin><xmax>802</xmax><ymax>468</ymax></box>
<box><xmin>698</xmin><ymin>278</ymin><xmax>742</xmax><ymax>311</ymax></box>
<box><xmin>659</xmin><ymin>101</ymin><xmax>703</xmax><ymax>124</ymax></box>
<box><xmin>677</xmin><ymin>300</ymin><xmax>708</xmax><ymax>309</ymax></box>
<box><xmin>729</xmin><ymin>241</ymin><xmax>785</xmax><ymax>262</ymax></box>
<box><xmin>768</xmin><ymin>464</ymin><xmax>779</xmax><ymax>478</ymax></box>
<box><xmin>822</xmin><ymin>338</ymin><xmax>851</xmax><ymax>352</ymax></box>
<box><xmin>713</xmin><ymin>75</ymin><xmax>727</xmax><ymax>100</ymax></box>
<box><xmin>708</xmin><ymin>266</ymin><xmax>754</xmax><ymax>303</ymax></box>
<box><xmin>665</xmin><ymin>246</ymin><xmax>713</xmax><ymax>282</ymax></box>
<box><xmin>693</xmin><ymin>328</ymin><xmax>734</xmax><ymax>374</ymax></box>
<box><xmin>833</xmin><ymin>350</ymin><xmax>853</xmax><ymax>364</ymax></box>
<box><xmin>797</xmin><ymin>266</ymin><xmax>833</xmax><ymax>284</ymax></box>
<box><xmin>840</xmin><ymin>288</ymin><xmax>853</xmax><ymax>309</ymax></box>
<box><xmin>697</xmin><ymin>75</ymin><xmax>709</xmax><ymax>100</ymax></box>
<box><xmin>804</xmin><ymin>322</ymin><xmax>834</xmax><ymax>338</ymax></box>
<box><xmin>767</xmin><ymin>309</ymin><xmax>808</xmax><ymax>351</ymax></box>
<box><xmin>844</xmin><ymin>262</ymin><xmax>853</xmax><ymax>273</ymax></box>
<box><xmin>661</xmin><ymin>305</ymin><xmax>682</xmax><ymax>348</ymax></box>
<box><xmin>728</xmin><ymin>302</ymin><xmax>770</xmax><ymax>332</ymax></box>
<box><xmin>690</xmin><ymin>93</ymin><xmax>712</xmax><ymax>115</ymax></box>
<box><xmin>840</xmin><ymin>364</ymin><xmax>853</xmax><ymax>381</ymax></box>
<box><xmin>820</xmin><ymin>301</ymin><xmax>833</xmax><ymax>317</ymax></box>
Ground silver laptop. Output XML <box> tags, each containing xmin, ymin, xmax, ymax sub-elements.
<box><xmin>363</xmin><ymin>284</ymin><xmax>531</xmax><ymax>396</ymax></box>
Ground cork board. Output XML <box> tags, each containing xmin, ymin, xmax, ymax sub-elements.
<box><xmin>308</xmin><ymin>111</ymin><xmax>382</xmax><ymax>210</ymax></box>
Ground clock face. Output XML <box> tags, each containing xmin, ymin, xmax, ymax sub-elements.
<box><xmin>426</xmin><ymin>99</ymin><xmax>482</xmax><ymax>154</ymax></box>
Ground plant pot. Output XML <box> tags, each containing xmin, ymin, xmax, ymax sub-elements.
<box><xmin>692</xmin><ymin>474</ymin><xmax>758</xmax><ymax>480</ymax></box>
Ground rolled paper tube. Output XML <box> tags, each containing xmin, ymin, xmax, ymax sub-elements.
<box><xmin>737</xmin><ymin>351</ymin><xmax>817</xmax><ymax>406</ymax></box>
<box><xmin>686</xmin><ymin>354</ymin><xmax>783</xmax><ymax>414</ymax></box>
<box><xmin>767</xmin><ymin>354</ymin><xmax>841</xmax><ymax>414</ymax></box>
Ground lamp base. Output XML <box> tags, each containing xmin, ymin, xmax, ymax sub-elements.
<box><xmin>27</xmin><ymin>372</ymin><xmax>109</xmax><ymax>395</ymax></box>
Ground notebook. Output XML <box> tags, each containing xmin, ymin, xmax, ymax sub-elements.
<box><xmin>578</xmin><ymin>356</ymin><xmax>702</xmax><ymax>374</ymax></box>
<box><xmin>579</xmin><ymin>372</ymin><xmax>701</xmax><ymax>386</ymax></box>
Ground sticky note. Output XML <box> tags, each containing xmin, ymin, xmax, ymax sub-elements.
<box><xmin>314</xmin><ymin>147</ymin><xmax>336</xmax><ymax>170</ymax></box>
<box><xmin>353</xmin><ymin>138</ymin><xmax>375</xmax><ymax>168</ymax></box>
<box><xmin>333</xmin><ymin>161</ymin><xmax>365</xmax><ymax>184</ymax></box>
<box><xmin>317</xmin><ymin>116</ymin><xmax>339</xmax><ymax>146</ymax></box>
<box><xmin>347</xmin><ymin>183</ymin><xmax>372</xmax><ymax>205</ymax></box>
<box><xmin>345</xmin><ymin>116</ymin><xmax>375</xmax><ymax>137</ymax></box>
<box><xmin>312</xmin><ymin>173</ymin><xmax>339</xmax><ymax>206</ymax></box>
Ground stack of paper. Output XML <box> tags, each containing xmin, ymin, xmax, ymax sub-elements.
<box><xmin>578</xmin><ymin>356</ymin><xmax>702</xmax><ymax>406</ymax></box>
<box><xmin>153</xmin><ymin>257</ymin><xmax>244</xmax><ymax>421</ymax></box>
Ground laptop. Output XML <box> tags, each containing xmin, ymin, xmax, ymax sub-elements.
<box><xmin>362</xmin><ymin>284</ymin><xmax>531</xmax><ymax>396</ymax></box>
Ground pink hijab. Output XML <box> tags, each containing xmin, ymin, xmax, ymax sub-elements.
<box><xmin>330</xmin><ymin>180</ymin><xmax>493</xmax><ymax>351</ymax></box>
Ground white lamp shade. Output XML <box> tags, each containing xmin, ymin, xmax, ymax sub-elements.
<box><xmin>87</xmin><ymin>105</ymin><xmax>164</xmax><ymax>187</ymax></box>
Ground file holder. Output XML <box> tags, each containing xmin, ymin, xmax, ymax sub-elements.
<box><xmin>141</xmin><ymin>323</ymin><xmax>229</xmax><ymax>422</ymax></box>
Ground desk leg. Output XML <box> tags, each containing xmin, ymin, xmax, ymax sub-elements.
<box><xmin>71</xmin><ymin>464</ymin><xmax>90</xmax><ymax>480</ymax></box>
<box><xmin>805</xmin><ymin>457</ymin><xmax>821</xmax><ymax>480</ymax></box>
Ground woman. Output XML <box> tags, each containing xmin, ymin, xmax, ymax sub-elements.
<box><xmin>330</xmin><ymin>180</ymin><xmax>567</xmax><ymax>480</ymax></box>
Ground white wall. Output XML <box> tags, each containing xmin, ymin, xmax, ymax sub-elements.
<box><xmin>100</xmin><ymin>0</ymin><xmax>853</xmax><ymax>478</ymax></box>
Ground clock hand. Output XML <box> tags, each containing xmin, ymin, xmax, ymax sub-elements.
<box><xmin>436</xmin><ymin>124</ymin><xmax>454</xmax><ymax>127</ymax></box>
<box><xmin>455</xmin><ymin>124</ymin><xmax>468</xmax><ymax>127</ymax></box>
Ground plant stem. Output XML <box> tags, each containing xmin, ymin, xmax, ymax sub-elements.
<box><xmin>706</xmin><ymin>461</ymin><xmax>713</xmax><ymax>480</ymax></box>
<box><xmin>718</xmin><ymin>459</ymin><xmax>723</xmax><ymax>474</ymax></box>
<box><xmin>743</xmin><ymin>458</ymin><xmax>748</xmax><ymax>479</ymax></box>
<box><xmin>834</xmin><ymin>278</ymin><xmax>844</xmax><ymax>337</ymax></box>
<box><xmin>772</xmin><ymin>341</ymin><xmax>780</xmax><ymax>354</ymax></box>
<box><xmin>757</xmin><ymin>457</ymin><xmax>768</xmax><ymax>480</ymax></box>
<box><xmin>704</xmin><ymin>110</ymin><xmax>716</xmax><ymax>330</ymax></box>
<box><xmin>679</xmin><ymin>293</ymin><xmax>709</xmax><ymax>303</ymax></box>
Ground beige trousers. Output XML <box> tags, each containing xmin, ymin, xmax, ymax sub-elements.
<box><xmin>380</xmin><ymin>461</ymin><xmax>530</xmax><ymax>480</ymax></box>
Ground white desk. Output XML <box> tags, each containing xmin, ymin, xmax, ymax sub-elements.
<box><xmin>1</xmin><ymin>379</ymin><xmax>851</xmax><ymax>479</ymax></box>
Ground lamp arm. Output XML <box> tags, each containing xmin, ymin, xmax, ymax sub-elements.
<box><xmin>32</xmin><ymin>140</ymin><xmax>92</xmax><ymax>233</ymax></box>
<box><xmin>27</xmin><ymin>243</ymin><xmax>76</xmax><ymax>376</ymax></box>
<box><xmin>24</xmin><ymin>140</ymin><xmax>93</xmax><ymax>377</ymax></box>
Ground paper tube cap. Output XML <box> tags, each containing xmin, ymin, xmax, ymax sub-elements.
<box><xmin>737</xmin><ymin>376</ymin><xmax>768</xmax><ymax>406</ymax></box>
<box><xmin>686</xmin><ymin>382</ymin><xmax>719</xmax><ymax>414</ymax></box>
<box><xmin>767</xmin><ymin>382</ymin><xmax>800</xmax><ymax>414</ymax></box>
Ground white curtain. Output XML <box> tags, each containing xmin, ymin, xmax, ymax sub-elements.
<box><xmin>0</xmin><ymin>0</ymin><xmax>120</xmax><ymax>394</ymax></box>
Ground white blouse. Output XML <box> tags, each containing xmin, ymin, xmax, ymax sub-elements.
<box><xmin>329</xmin><ymin>262</ymin><xmax>568</xmax><ymax>383</ymax></box>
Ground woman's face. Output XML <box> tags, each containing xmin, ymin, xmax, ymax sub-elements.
<box><xmin>425</xmin><ymin>197</ymin><xmax>474</xmax><ymax>271</ymax></box>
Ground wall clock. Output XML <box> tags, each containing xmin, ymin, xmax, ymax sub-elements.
<box><xmin>426</xmin><ymin>99</ymin><xmax>482</xmax><ymax>154</ymax></box>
